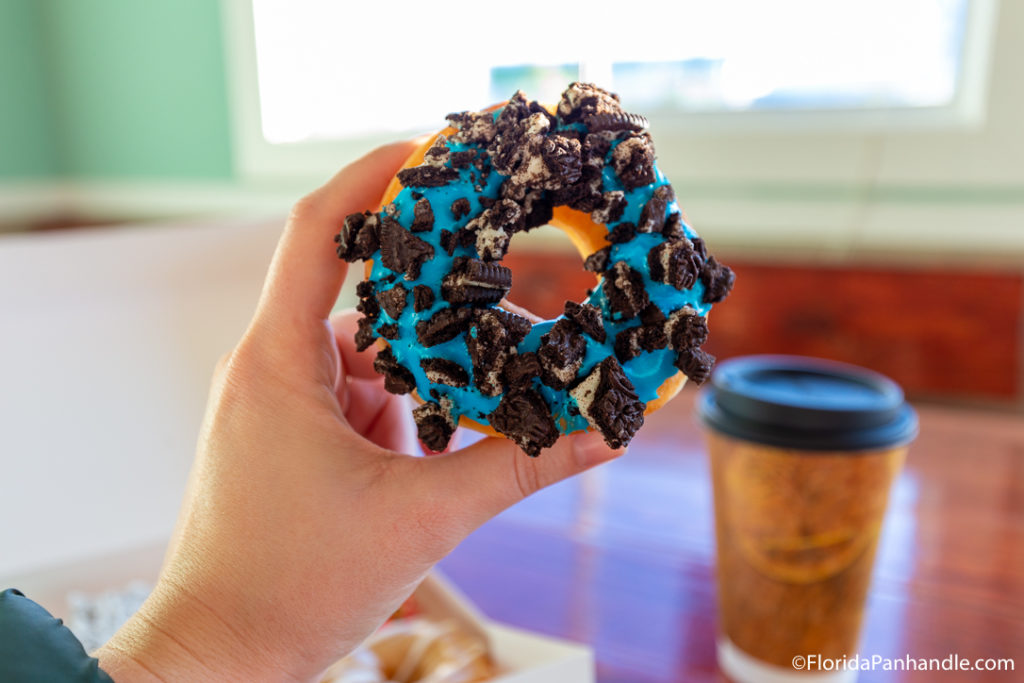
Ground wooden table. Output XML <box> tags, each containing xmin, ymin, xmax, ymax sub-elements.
<box><xmin>439</xmin><ymin>391</ymin><xmax>1024</xmax><ymax>682</ymax></box>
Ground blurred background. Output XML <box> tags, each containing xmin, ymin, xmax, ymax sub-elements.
<box><xmin>1</xmin><ymin>0</ymin><xmax>1021</xmax><ymax>647</ymax></box>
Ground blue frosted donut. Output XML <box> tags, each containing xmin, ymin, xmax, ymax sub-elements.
<box><xmin>335</xmin><ymin>84</ymin><xmax>733</xmax><ymax>455</ymax></box>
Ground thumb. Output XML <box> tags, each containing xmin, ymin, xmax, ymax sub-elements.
<box><xmin>422</xmin><ymin>430</ymin><xmax>624</xmax><ymax>529</ymax></box>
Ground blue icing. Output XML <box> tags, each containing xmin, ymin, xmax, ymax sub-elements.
<box><xmin>365</xmin><ymin>108</ymin><xmax>720</xmax><ymax>434</ymax></box>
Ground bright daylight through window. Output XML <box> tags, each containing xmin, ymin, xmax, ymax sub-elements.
<box><xmin>251</xmin><ymin>0</ymin><xmax>969</xmax><ymax>144</ymax></box>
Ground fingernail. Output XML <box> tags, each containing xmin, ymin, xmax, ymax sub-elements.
<box><xmin>575</xmin><ymin>430</ymin><xmax>625</xmax><ymax>468</ymax></box>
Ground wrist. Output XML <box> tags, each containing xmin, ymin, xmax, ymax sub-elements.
<box><xmin>97</xmin><ymin>578</ymin><xmax>302</xmax><ymax>682</ymax></box>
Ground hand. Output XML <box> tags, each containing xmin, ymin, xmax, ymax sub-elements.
<box><xmin>95</xmin><ymin>141</ymin><xmax>624</xmax><ymax>682</ymax></box>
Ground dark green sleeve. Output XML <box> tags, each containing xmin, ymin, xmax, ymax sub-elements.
<box><xmin>0</xmin><ymin>588</ymin><xmax>115</xmax><ymax>683</ymax></box>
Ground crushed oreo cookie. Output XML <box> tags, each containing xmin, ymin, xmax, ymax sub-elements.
<box><xmin>675</xmin><ymin>347</ymin><xmax>715</xmax><ymax>385</ymax></box>
<box><xmin>414</xmin><ymin>397</ymin><xmax>457</xmax><ymax>452</ymax></box>
<box><xmin>611</xmin><ymin>134</ymin><xmax>656</xmax><ymax>191</ymax></box>
<box><xmin>410</xmin><ymin>197</ymin><xmax>434</xmax><ymax>232</ymax></box>
<box><xmin>413</xmin><ymin>284</ymin><xmax>434</xmax><ymax>312</ymax></box>
<box><xmin>648</xmin><ymin>239</ymin><xmax>703</xmax><ymax>290</ymax></box>
<box><xmin>442</xmin><ymin>257</ymin><xmax>512</xmax><ymax>305</ymax></box>
<box><xmin>570</xmin><ymin>357</ymin><xmax>644</xmax><ymax>449</ymax></box>
<box><xmin>415</xmin><ymin>307</ymin><xmax>473</xmax><ymax>347</ymax></box>
<box><xmin>465</xmin><ymin>198</ymin><xmax>524</xmax><ymax>261</ymax></box>
<box><xmin>583</xmin><ymin>246</ymin><xmax>611</xmax><ymax>273</ymax></box>
<box><xmin>584</xmin><ymin>111</ymin><xmax>649</xmax><ymax>133</ymax></box>
<box><xmin>354</xmin><ymin>316</ymin><xmax>377</xmax><ymax>352</ymax></box>
<box><xmin>450</xmin><ymin>197</ymin><xmax>471</xmax><ymax>221</ymax></box>
<box><xmin>662</xmin><ymin>212</ymin><xmax>686</xmax><ymax>241</ymax></box>
<box><xmin>379</xmin><ymin>283</ymin><xmax>407</xmax><ymax>320</ymax></box>
<box><xmin>396</xmin><ymin>164</ymin><xmax>459</xmax><ymax>189</ymax></box>
<box><xmin>591</xmin><ymin>191</ymin><xmax>627</xmax><ymax>225</ymax></box>
<box><xmin>356</xmin><ymin>279</ymin><xmax>380</xmax><ymax>320</ymax></box>
<box><xmin>666</xmin><ymin>308</ymin><xmax>708</xmax><ymax>351</ymax></box>
<box><xmin>421</xmin><ymin>357</ymin><xmax>470</xmax><ymax>388</ymax></box>
<box><xmin>336</xmin><ymin>211</ymin><xmax>380</xmax><ymax>262</ymax></box>
<box><xmin>603</xmin><ymin>261</ymin><xmax>650</xmax><ymax>318</ymax></box>
<box><xmin>637</xmin><ymin>185</ymin><xmax>674</xmax><ymax>233</ymax></box>
<box><xmin>537</xmin><ymin>319</ymin><xmax>587</xmax><ymax>390</ymax></box>
<box><xmin>465</xmin><ymin>308</ymin><xmax>531</xmax><ymax>396</ymax></box>
<box><xmin>563</xmin><ymin>301</ymin><xmax>606</xmax><ymax>343</ymax></box>
<box><xmin>489</xmin><ymin>389</ymin><xmax>559</xmax><ymax>457</ymax></box>
<box><xmin>373</xmin><ymin>347</ymin><xmax>416</xmax><ymax>394</ymax></box>
<box><xmin>606</xmin><ymin>221</ymin><xmax>637</xmax><ymax>244</ymax></box>
<box><xmin>501</xmin><ymin>351</ymin><xmax>542</xmax><ymax>391</ymax></box>
<box><xmin>380</xmin><ymin>217</ymin><xmax>434</xmax><ymax>280</ymax></box>
<box><xmin>700</xmin><ymin>255</ymin><xmax>736</xmax><ymax>303</ymax></box>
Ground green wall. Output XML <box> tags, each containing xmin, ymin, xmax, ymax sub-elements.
<box><xmin>0</xmin><ymin>1</ymin><xmax>58</xmax><ymax>178</ymax></box>
<box><xmin>0</xmin><ymin>0</ymin><xmax>233</xmax><ymax>180</ymax></box>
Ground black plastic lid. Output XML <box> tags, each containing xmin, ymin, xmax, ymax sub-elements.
<box><xmin>696</xmin><ymin>355</ymin><xmax>918</xmax><ymax>451</ymax></box>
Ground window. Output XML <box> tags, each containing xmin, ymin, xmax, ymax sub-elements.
<box><xmin>222</xmin><ymin>0</ymin><xmax>1014</xmax><ymax>258</ymax></box>
<box><xmin>247</xmin><ymin>0</ymin><xmax>977</xmax><ymax>145</ymax></box>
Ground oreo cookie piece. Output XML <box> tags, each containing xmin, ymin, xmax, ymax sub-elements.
<box><xmin>591</xmin><ymin>191</ymin><xmax>627</xmax><ymax>225</ymax></box>
<box><xmin>637</xmin><ymin>303</ymin><xmax>668</xmax><ymax>351</ymax></box>
<box><xmin>540</xmin><ymin>134</ymin><xmax>583</xmax><ymax>188</ymax></box>
<box><xmin>602</xmin><ymin>262</ymin><xmax>650</xmax><ymax>319</ymax></box>
<box><xmin>380</xmin><ymin>217</ymin><xmax>434</xmax><ymax>280</ymax></box>
<box><xmin>356</xmin><ymin>281</ymin><xmax>380</xmax><ymax>320</ymax></box>
<box><xmin>446</xmin><ymin>110</ymin><xmax>498</xmax><ymax>145</ymax></box>
<box><xmin>613</xmin><ymin>305</ymin><xmax>667</xmax><ymax>362</ymax></box>
<box><xmin>414</xmin><ymin>397</ymin><xmax>456</xmax><ymax>452</ymax></box>
<box><xmin>666</xmin><ymin>308</ymin><xmax>708</xmax><ymax>351</ymax></box>
<box><xmin>606</xmin><ymin>221</ymin><xmax>637</xmax><ymax>244</ymax></box>
<box><xmin>675</xmin><ymin>347</ymin><xmax>715</xmax><ymax>385</ymax></box>
<box><xmin>611</xmin><ymin>134</ymin><xmax>656</xmax><ymax>191</ymax></box>
<box><xmin>451</xmin><ymin>197</ymin><xmax>471</xmax><ymax>221</ymax></box>
<box><xmin>614</xmin><ymin>326</ymin><xmax>644</xmax><ymax>362</ymax></box>
<box><xmin>489</xmin><ymin>388</ymin><xmax>560</xmax><ymax>457</ymax></box>
<box><xmin>373</xmin><ymin>347</ymin><xmax>416</xmax><ymax>395</ymax></box>
<box><xmin>557</xmin><ymin>82</ymin><xmax>622</xmax><ymax>124</ymax></box>
<box><xmin>700</xmin><ymin>255</ymin><xmax>736</xmax><ymax>304</ymax></box>
<box><xmin>537</xmin><ymin>319</ymin><xmax>587</xmax><ymax>390</ymax></box>
<box><xmin>584</xmin><ymin>111</ymin><xmax>649</xmax><ymax>133</ymax></box>
<box><xmin>378</xmin><ymin>323</ymin><xmax>399</xmax><ymax>340</ymax></box>
<box><xmin>501</xmin><ymin>351</ymin><xmax>542</xmax><ymax>391</ymax></box>
<box><xmin>648</xmin><ymin>239</ymin><xmax>703</xmax><ymax>290</ymax></box>
<box><xmin>415</xmin><ymin>307</ymin><xmax>474</xmax><ymax>347</ymax></box>
<box><xmin>336</xmin><ymin>211</ymin><xmax>381</xmax><ymax>262</ymax></box>
<box><xmin>379</xmin><ymin>284</ymin><xmax>407</xmax><ymax>320</ymax></box>
<box><xmin>563</xmin><ymin>301</ymin><xmax>606</xmax><ymax>343</ymax></box>
<box><xmin>465</xmin><ymin>198</ymin><xmax>524</xmax><ymax>261</ymax></box>
<box><xmin>421</xmin><ymin>357</ymin><xmax>470</xmax><ymax>388</ymax></box>
<box><xmin>637</xmin><ymin>185</ymin><xmax>674</xmax><ymax>233</ymax></box>
<box><xmin>441</xmin><ymin>257</ymin><xmax>512</xmax><ymax>305</ymax></box>
<box><xmin>354</xmin><ymin>316</ymin><xmax>377</xmax><ymax>352</ymax></box>
<box><xmin>413</xmin><ymin>285</ymin><xmax>434</xmax><ymax>313</ymax></box>
<box><xmin>439</xmin><ymin>229</ymin><xmax>457</xmax><ymax>256</ymax></box>
<box><xmin>662</xmin><ymin>212</ymin><xmax>686</xmax><ymax>241</ymax></box>
<box><xmin>396</xmin><ymin>164</ymin><xmax>459</xmax><ymax>188</ymax></box>
<box><xmin>466</xmin><ymin>309</ymin><xmax>532</xmax><ymax>396</ymax></box>
<box><xmin>410</xmin><ymin>197</ymin><xmax>434</xmax><ymax>232</ymax></box>
<box><xmin>570</xmin><ymin>357</ymin><xmax>645</xmax><ymax>449</ymax></box>
<box><xmin>691</xmin><ymin>236</ymin><xmax>709</xmax><ymax>261</ymax></box>
<box><xmin>583</xmin><ymin>246</ymin><xmax>611</xmax><ymax>273</ymax></box>
<box><xmin>450</xmin><ymin>149</ymin><xmax>477</xmax><ymax>168</ymax></box>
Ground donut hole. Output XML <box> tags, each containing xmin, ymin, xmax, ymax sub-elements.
<box><xmin>503</xmin><ymin>227</ymin><xmax>600</xmax><ymax>320</ymax></box>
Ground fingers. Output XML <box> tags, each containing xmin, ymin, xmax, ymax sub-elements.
<box><xmin>331</xmin><ymin>309</ymin><xmax>380</xmax><ymax>384</ymax></box>
<box><xmin>419</xmin><ymin>430</ymin><xmax>625</xmax><ymax>530</ymax></box>
<box><xmin>255</xmin><ymin>139</ymin><xmax>420</xmax><ymax>336</ymax></box>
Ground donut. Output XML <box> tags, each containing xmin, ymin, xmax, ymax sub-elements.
<box><xmin>335</xmin><ymin>83</ymin><xmax>734</xmax><ymax>456</ymax></box>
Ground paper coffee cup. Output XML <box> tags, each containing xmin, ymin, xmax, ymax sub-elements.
<box><xmin>696</xmin><ymin>356</ymin><xmax>917</xmax><ymax>683</ymax></box>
